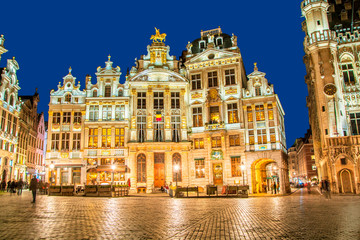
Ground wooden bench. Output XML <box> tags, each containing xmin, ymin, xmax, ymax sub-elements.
<box><xmin>206</xmin><ymin>185</ymin><xmax>218</xmax><ymax>196</ymax></box>
<box><xmin>225</xmin><ymin>185</ymin><xmax>249</xmax><ymax>197</ymax></box>
<box><xmin>176</xmin><ymin>186</ymin><xmax>199</xmax><ymax>198</ymax></box>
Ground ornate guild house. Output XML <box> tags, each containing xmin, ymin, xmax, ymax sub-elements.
<box><xmin>46</xmin><ymin>28</ymin><xmax>290</xmax><ymax>194</ymax></box>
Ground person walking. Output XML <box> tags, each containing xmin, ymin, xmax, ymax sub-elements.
<box><xmin>1</xmin><ymin>180</ymin><xmax>5</xmax><ymax>191</ymax></box>
<box><xmin>7</xmin><ymin>180</ymin><xmax>11</xmax><ymax>192</ymax></box>
<box><xmin>10</xmin><ymin>180</ymin><xmax>17</xmax><ymax>195</ymax></box>
<box><xmin>273</xmin><ymin>182</ymin><xmax>277</xmax><ymax>194</ymax></box>
<box><xmin>17</xmin><ymin>179</ymin><xmax>24</xmax><ymax>195</ymax></box>
<box><xmin>30</xmin><ymin>176</ymin><xmax>38</xmax><ymax>203</ymax></box>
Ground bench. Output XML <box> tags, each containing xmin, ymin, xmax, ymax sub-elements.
<box><xmin>176</xmin><ymin>186</ymin><xmax>199</xmax><ymax>198</ymax></box>
<box><xmin>206</xmin><ymin>185</ymin><xmax>218</xmax><ymax>196</ymax></box>
<box><xmin>225</xmin><ymin>185</ymin><xmax>249</xmax><ymax>197</ymax></box>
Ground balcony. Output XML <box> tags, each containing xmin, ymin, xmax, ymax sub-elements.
<box><xmin>327</xmin><ymin>135</ymin><xmax>360</xmax><ymax>148</ymax></box>
<box><xmin>306</xmin><ymin>30</ymin><xmax>336</xmax><ymax>46</ymax></box>
<box><xmin>302</xmin><ymin>0</ymin><xmax>327</xmax><ymax>7</ymax></box>
<box><xmin>205</xmin><ymin>122</ymin><xmax>225</xmax><ymax>131</ymax></box>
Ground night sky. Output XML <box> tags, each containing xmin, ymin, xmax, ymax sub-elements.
<box><xmin>0</xmin><ymin>0</ymin><xmax>308</xmax><ymax>148</ymax></box>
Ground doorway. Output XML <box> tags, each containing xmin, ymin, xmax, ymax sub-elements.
<box><xmin>154</xmin><ymin>153</ymin><xmax>165</xmax><ymax>188</ymax></box>
<box><xmin>213</xmin><ymin>163</ymin><xmax>223</xmax><ymax>185</ymax></box>
<box><xmin>340</xmin><ymin>169</ymin><xmax>353</xmax><ymax>193</ymax></box>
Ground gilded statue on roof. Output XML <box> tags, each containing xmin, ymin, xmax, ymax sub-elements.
<box><xmin>150</xmin><ymin>27</ymin><xmax>166</xmax><ymax>43</ymax></box>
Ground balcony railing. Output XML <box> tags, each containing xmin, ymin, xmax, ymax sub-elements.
<box><xmin>327</xmin><ymin>135</ymin><xmax>360</xmax><ymax>148</ymax></box>
<box><xmin>306</xmin><ymin>30</ymin><xmax>336</xmax><ymax>45</ymax></box>
<box><xmin>302</xmin><ymin>0</ymin><xmax>327</xmax><ymax>7</ymax></box>
<box><xmin>205</xmin><ymin>122</ymin><xmax>225</xmax><ymax>131</ymax></box>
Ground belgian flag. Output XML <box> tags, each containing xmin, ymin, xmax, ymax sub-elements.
<box><xmin>156</xmin><ymin>111</ymin><xmax>162</xmax><ymax>121</ymax></box>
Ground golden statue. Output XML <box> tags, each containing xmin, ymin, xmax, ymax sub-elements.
<box><xmin>150</xmin><ymin>27</ymin><xmax>166</xmax><ymax>43</ymax></box>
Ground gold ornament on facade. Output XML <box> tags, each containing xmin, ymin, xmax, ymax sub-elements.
<box><xmin>225</xmin><ymin>89</ymin><xmax>237</xmax><ymax>95</ymax></box>
<box><xmin>324</xmin><ymin>84</ymin><xmax>337</xmax><ymax>96</ymax></box>
<box><xmin>191</xmin><ymin>93</ymin><xmax>202</xmax><ymax>99</ymax></box>
<box><xmin>150</xmin><ymin>28</ymin><xmax>166</xmax><ymax>43</ymax></box>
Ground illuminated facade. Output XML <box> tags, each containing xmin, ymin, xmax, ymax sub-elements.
<box><xmin>301</xmin><ymin>0</ymin><xmax>360</xmax><ymax>193</ymax></box>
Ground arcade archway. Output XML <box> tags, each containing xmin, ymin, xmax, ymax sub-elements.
<box><xmin>251</xmin><ymin>158</ymin><xmax>279</xmax><ymax>194</ymax></box>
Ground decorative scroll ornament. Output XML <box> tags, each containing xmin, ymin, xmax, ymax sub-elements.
<box><xmin>150</xmin><ymin>27</ymin><xmax>166</xmax><ymax>43</ymax></box>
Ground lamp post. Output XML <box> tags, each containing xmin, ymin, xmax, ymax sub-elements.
<box><xmin>241</xmin><ymin>163</ymin><xmax>245</xmax><ymax>186</ymax></box>
<box><xmin>111</xmin><ymin>165</ymin><xmax>115</xmax><ymax>186</ymax></box>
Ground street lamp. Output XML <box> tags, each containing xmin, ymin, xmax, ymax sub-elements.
<box><xmin>241</xmin><ymin>163</ymin><xmax>245</xmax><ymax>185</ymax></box>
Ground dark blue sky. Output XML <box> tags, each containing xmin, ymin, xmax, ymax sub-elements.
<box><xmin>0</xmin><ymin>0</ymin><xmax>308</xmax><ymax>147</ymax></box>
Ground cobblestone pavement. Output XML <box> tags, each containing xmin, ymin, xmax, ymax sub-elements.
<box><xmin>0</xmin><ymin>189</ymin><xmax>359</xmax><ymax>240</ymax></box>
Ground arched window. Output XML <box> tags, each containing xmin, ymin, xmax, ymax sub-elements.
<box><xmin>64</xmin><ymin>94</ymin><xmax>72</xmax><ymax>103</ymax></box>
<box><xmin>255</xmin><ymin>86</ymin><xmax>261</xmax><ymax>96</ymax></box>
<box><xmin>105</xmin><ymin>86</ymin><xmax>111</xmax><ymax>97</ymax></box>
<box><xmin>9</xmin><ymin>95</ymin><xmax>14</xmax><ymax>106</ymax></box>
<box><xmin>118</xmin><ymin>89</ymin><xmax>123</xmax><ymax>97</ymax></box>
<box><xmin>3</xmin><ymin>91</ymin><xmax>8</xmax><ymax>102</ymax></box>
<box><xmin>172</xmin><ymin>153</ymin><xmax>182</xmax><ymax>182</ymax></box>
<box><xmin>93</xmin><ymin>89</ymin><xmax>98</xmax><ymax>97</ymax></box>
<box><xmin>137</xmin><ymin>154</ymin><xmax>146</xmax><ymax>183</ymax></box>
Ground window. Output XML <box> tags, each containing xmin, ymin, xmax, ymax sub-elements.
<box><xmin>101</xmin><ymin>158</ymin><xmax>111</xmax><ymax>165</ymax></box>
<box><xmin>89</xmin><ymin>106</ymin><xmax>99</xmax><ymax>121</ymax></box>
<box><xmin>212</xmin><ymin>136</ymin><xmax>222</xmax><ymax>148</ymax></box>
<box><xmin>104</xmin><ymin>85</ymin><xmax>111</xmax><ymax>97</ymax></box>
<box><xmin>225</xmin><ymin>69</ymin><xmax>235</xmax><ymax>85</ymax></box>
<box><xmin>249</xmin><ymin>130</ymin><xmax>255</xmax><ymax>145</ymax></box>
<box><xmin>229</xmin><ymin>135</ymin><xmax>240</xmax><ymax>146</ymax></box>
<box><xmin>342</xmin><ymin>64</ymin><xmax>355</xmax><ymax>85</ymax></box>
<box><xmin>88</xmin><ymin>128</ymin><xmax>98</xmax><ymax>148</ymax></box>
<box><xmin>9</xmin><ymin>95</ymin><xmax>14</xmax><ymax>106</ymax></box>
<box><xmin>350</xmin><ymin>113</ymin><xmax>360</xmax><ymax>135</ymax></box>
<box><xmin>193</xmin><ymin>107</ymin><xmax>203</xmax><ymax>127</ymax></box>
<box><xmin>115</xmin><ymin>105</ymin><xmax>125</xmax><ymax>121</ymax></box>
<box><xmin>115</xmin><ymin>128</ymin><xmax>125</xmax><ymax>147</ymax></box>
<box><xmin>93</xmin><ymin>90</ymin><xmax>98</xmax><ymax>97</ymax></box>
<box><xmin>247</xmin><ymin>106</ymin><xmax>253</xmax><ymax>122</ymax></box>
<box><xmin>270</xmin><ymin>128</ymin><xmax>276</xmax><ymax>143</ymax></box>
<box><xmin>102</xmin><ymin>105</ymin><xmax>112</xmax><ymax>121</ymax></box>
<box><xmin>255</xmin><ymin>86</ymin><xmax>261</xmax><ymax>96</ymax></box>
<box><xmin>51</xmin><ymin>133</ymin><xmax>60</xmax><ymax>151</ymax></box>
<box><xmin>137</xmin><ymin>154</ymin><xmax>146</xmax><ymax>183</ymax></box>
<box><xmin>172</xmin><ymin>153</ymin><xmax>182</xmax><ymax>182</ymax></box>
<box><xmin>341</xmin><ymin>158</ymin><xmax>347</xmax><ymax>165</ymax></box>
<box><xmin>191</xmin><ymin>74</ymin><xmax>201</xmax><ymax>90</ymax></box>
<box><xmin>216</xmin><ymin>37</ymin><xmax>223</xmax><ymax>46</ymax></box>
<box><xmin>199</xmin><ymin>41</ymin><xmax>205</xmax><ymax>49</ymax></box>
<box><xmin>61</xmin><ymin>133</ymin><xmax>70</xmax><ymax>151</ymax></box>
<box><xmin>227</xmin><ymin>103</ymin><xmax>238</xmax><ymax>124</ymax></box>
<box><xmin>171</xmin><ymin>92</ymin><xmax>180</xmax><ymax>109</ymax></box>
<box><xmin>3</xmin><ymin>91</ymin><xmax>8</xmax><ymax>102</ymax></box>
<box><xmin>118</xmin><ymin>89</ymin><xmax>123</xmax><ymax>96</ymax></box>
<box><xmin>210</xmin><ymin>106</ymin><xmax>220</xmax><ymax>124</ymax></box>
<box><xmin>255</xmin><ymin>105</ymin><xmax>265</xmax><ymax>121</ymax></box>
<box><xmin>154</xmin><ymin>115</ymin><xmax>164</xmax><ymax>142</ymax></box>
<box><xmin>137</xmin><ymin>115</ymin><xmax>146</xmax><ymax>142</ymax></box>
<box><xmin>208</xmin><ymin>71</ymin><xmax>218</xmax><ymax>88</ymax></box>
<box><xmin>53</xmin><ymin>112</ymin><xmax>61</xmax><ymax>124</ymax></box>
<box><xmin>63</xmin><ymin>112</ymin><xmax>71</xmax><ymax>124</ymax></box>
<box><xmin>154</xmin><ymin>92</ymin><xmax>164</xmax><ymax>109</ymax></box>
<box><xmin>257</xmin><ymin>129</ymin><xmax>267</xmax><ymax>144</ymax></box>
<box><xmin>194</xmin><ymin>138</ymin><xmax>204</xmax><ymax>149</ymax></box>
<box><xmin>268</xmin><ymin>104</ymin><xmax>274</xmax><ymax>120</ymax></box>
<box><xmin>64</xmin><ymin>94</ymin><xmax>71</xmax><ymax>103</ymax></box>
<box><xmin>1</xmin><ymin>111</ymin><xmax>6</xmax><ymax>131</ymax></box>
<box><xmin>171</xmin><ymin>115</ymin><xmax>181</xmax><ymax>142</ymax></box>
<box><xmin>137</xmin><ymin>92</ymin><xmax>146</xmax><ymax>109</ymax></box>
<box><xmin>11</xmin><ymin>118</ymin><xmax>17</xmax><ymax>135</ymax></box>
<box><xmin>231</xmin><ymin>157</ymin><xmax>242</xmax><ymax>177</ymax></box>
<box><xmin>73</xmin><ymin>133</ymin><xmax>81</xmax><ymax>151</ymax></box>
<box><xmin>102</xmin><ymin>128</ymin><xmax>111</xmax><ymax>148</ymax></box>
<box><xmin>74</xmin><ymin>112</ymin><xmax>82</xmax><ymax>124</ymax></box>
<box><xmin>195</xmin><ymin>159</ymin><xmax>205</xmax><ymax>178</ymax></box>
<box><xmin>6</xmin><ymin>114</ymin><xmax>12</xmax><ymax>133</ymax></box>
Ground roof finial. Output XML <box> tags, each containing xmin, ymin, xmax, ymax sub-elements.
<box><xmin>108</xmin><ymin>54</ymin><xmax>111</xmax><ymax>61</ymax></box>
<box><xmin>69</xmin><ymin>66</ymin><xmax>72</xmax><ymax>74</ymax></box>
<box><xmin>254</xmin><ymin>62</ymin><xmax>258</xmax><ymax>71</ymax></box>
<box><xmin>12</xmin><ymin>56</ymin><xmax>15</xmax><ymax>60</ymax></box>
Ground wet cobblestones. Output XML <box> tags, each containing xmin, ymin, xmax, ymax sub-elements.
<box><xmin>0</xmin><ymin>190</ymin><xmax>359</xmax><ymax>239</ymax></box>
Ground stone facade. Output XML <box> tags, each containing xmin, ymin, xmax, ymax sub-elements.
<box><xmin>301</xmin><ymin>0</ymin><xmax>360</xmax><ymax>193</ymax></box>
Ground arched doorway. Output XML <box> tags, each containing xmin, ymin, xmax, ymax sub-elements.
<box><xmin>251</xmin><ymin>159</ymin><xmax>279</xmax><ymax>194</ymax></box>
<box><xmin>339</xmin><ymin>169</ymin><xmax>354</xmax><ymax>193</ymax></box>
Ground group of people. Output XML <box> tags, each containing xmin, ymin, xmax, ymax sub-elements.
<box><xmin>1</xmin><ymin>179</ymin><xmax>25</xmax><ymax>195</ymax></box>
<box><xmin>320</xmin><ymin>178</ymin><xmax>331</xmax><ymax>199</ymax></box>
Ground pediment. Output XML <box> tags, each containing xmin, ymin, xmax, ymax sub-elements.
<box><xmin>129</xmin><ymin>69</ymin><xmax>187</xmax><ymax>82</ymax></box>
<box><xmin>187</xmin><ymin>49</ymin><xmax>239</xmax><ymax>64</ymax></box>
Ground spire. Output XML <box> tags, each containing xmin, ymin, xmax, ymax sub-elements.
<box><xmin>108</xmin><ymin>54</ymin><xmax>111</xmax><ymax>61</ymax></box>
<box><xmin>69</xmin><ymin>66</ymin><xmax>72</xmax><ymax>75</ymax></box>
<box><xmin>254</xmin><ymin>62</ymin><xmax>258</xmax><ymax>71</ymax></box>
<box><xmin>105</xmin><ymin>55</ymin><xmax>113</xmax><ymax>70</ymax></box>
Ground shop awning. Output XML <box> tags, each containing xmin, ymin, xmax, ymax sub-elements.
<box><xmin>87</xmin><ymin>165</ymin><xmax>129</xmax><ymax>173</ymax></box>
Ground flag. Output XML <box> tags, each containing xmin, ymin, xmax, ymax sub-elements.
<box><xmin>156</xmin><ymin>111</ymin><xmax>162</xmax><ymax>121</ymax></box>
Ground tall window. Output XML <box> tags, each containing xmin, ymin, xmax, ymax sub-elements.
<box><xmin>171</xmin><ymin>115</ymin><xmax>181</xmax><ymax>142</ymax></box>
<box><xmin>194</xmin><ymin>138</ymin><xmax>204</xmax><ymax>149</ymax></box>
<box><xmin>3</xmin><ymin>91</ymin><xmax>8</xmax><ymax>102</ymax></box>
<box><xmin>9</xmin><ymin>95</ymin><xmax>14</xmax><ymax>106</ymax></box>
<box><xmin>210</xmin><ymin>106</ymin><xmax>220</xmax><ymax>124</ymax></box>
<box><xmin>350</xmin><ymin>113</ymin><xmax>360</xmax><ymax>135</ymax></box>
<box><xmin>247</xmin><ymin>106</ymin><xmax>253</xmax><ymax>122</ymax></box>
<box><xmin>208</xmin><ymin>71</ymin><xmax>218</xmax><ymax>88</ymax></box>
<box><xmin>11</xmin><ymin>118</ymin><xmax>17</xmax><ymax>135</ymax></box>
<box><xmin>53</xmin><ymin>112</ymin><xmax>61</xmax><ymax>124</ymax></box>
<box><xmin>193</xmin><ymin>107</ymin><xmax>203</xmax><ymax>127</ymax></box>
<box><xmin>137</xmin><ymin>115</ymin><xmax>146</xmax><ymax>142</ymax></box>
<box><xmin>255</xmin><ymin>86</ymin><xmax>261</xmax><ymax>96</ymax></box>
<box><xmin>88</xmin><ymin>128</ymin><xmax>98</xmax><ymax>148</ymax></box>
<box><xmin>6</xmin><ymin>114</ymin><xmax>12</xmax><ymax>133</ymax></box>
<box><xmin>229</xmin><ymin>135</ymin><xmax>240</xmax><ymax>146</ymax></box>
<box><xmin>51</xmin><ymin>133</ymin><xmax>60</xmax><ymax>151</ymax></box>
<box><xmin>195</xmin><ymin>159</ymin><xmax>205</xmax><ymax>178</ymax></box>
<box><xmin>249</xmin><ymin>130</ymin><xmax>255</xmax><ymax>145</ymax></box>
<box><xmin>89</xmin><ymin>106</ymin><xmax>99</xmax><ymax>121</ymax></box>
<box><xmin>137</xmin><ymin>154</ymin><xmax>146</xmax><ymax>183</ymax></box>
<box><xmin>137</xmin><ymin>92</ymin><xmax>146</xmax><ymax>109</ymax></box>
<box><xmin>64</xmin><ymin>94</ymin><xmax>72</xmax><ymax>103</ymax></box>
<box><xmin>171</xmin><ymin>92</ymin><xmax>180</xmax><ymax>109</ymax></box>
<box><xmin>212</xmin><ymin>136</ymin><xmax>222</xmax><ymax>148</ymax></box>
<box><xmin>342</xmin><ymin>63</ymin><xmax>355</xmax><ymax>85</ymax></box>
<box><xmin>191</xmin><ymin>74</ymin><xmax>201</xmax><ymax>90</ymax></box>
<box><xmin>257</xmin><ymin>129</ymin><xmax>267</xmax><ymax>144</ymax></box>
<box><xmin>74</xmin><ymin>112</ymin><xmax>82</xmax><ymax>124</ymax></box>
<box><xmin>102</xmin><ymin>105</ymin><xmax>112</xmax><ymax>121</ymax></box>
<box><xmin>104</xmin><ymin>85</ymin><xmax>111</xmax><ymax>97</ymax></box>
<box><xmin>227</xmin><ymin>103</ymin><xmax>238</xmax><ymax>124</ymax></box>
<box><xmin>115</xmin><ymin>128</ymin><xmax>125</xmax><ymax>147</ymax></box>
<box><xmin>102</xmin><ymin>128</ymin><xmax>111</xmax><ymax>148</ymax></box>
<box><xmin>93</xmin><ymin>90</ymin><xmax>98</xmax><ymax>97</ymax></box>
<box><xmin>154</xmin><ymin>92</ymin><xmax>164</xmax><ymax>109</ymax></box>
<box><xmin>268</xmin><ymin>104</ymin><xmax>274</xmax><ymax>120</ymax></box>
<box><xmin>63</xmin><ymin>112</ymin><xmax>71</xmax><ymax>124</ymax></box>
<box><xmin>231</xmin><ymin>157</ymin><xmax>242</xmax><ymax>177</ymax></box>
<box><xmin>61</xmin><ymin>133</ymin><xmax>70</xmax><ymax>151</ymax></box>
<box><xmin>255</xmin><ymin>105</ymin><xmax>265</xmax><ymax>121</ymax></box>
<box><xmin>1</xmin><ymin>111</ymin><xmax>5</xmax><ymax>131</ymax></box>
<box><xmin>225</xmin><ymin>69</ymin><xmax>235</xmax><ymax>85</ymax></box>
<box><xmin>270</xmin><ymin>128</ymin><xmax>276</xmax><ymax>143</ymax></box>
<box><xmin>73</xmin><ymin>133</ymin><xmax>81</xmax><ymax>150</ymax></box>
<box><xmin>172</xmin><ymin>153</ymin><xmax>182</xmax><ymax>182</ymax></box>
<box><xmin>115</xmin><ymin>105</ymin><xmax>125</xmax><ymax>121</ymax></box>
<box><xmin>154</xmin><ymin>115</ymin><xmax>164</xmax><ymax>142</ymax></box>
